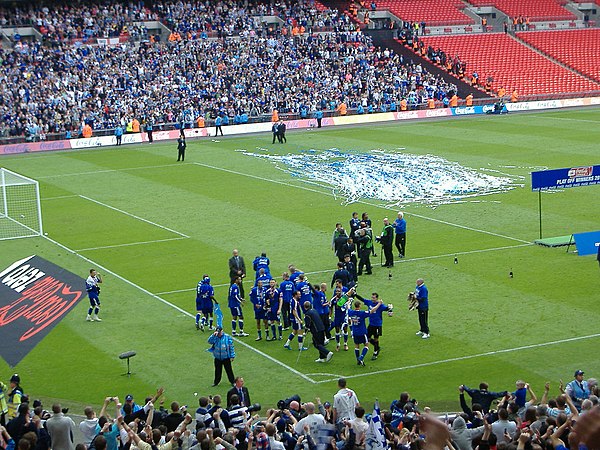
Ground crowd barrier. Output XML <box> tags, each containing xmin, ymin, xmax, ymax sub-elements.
<box><xmin>1</xmin><ymin>96</ymin><xmax>599</xmax><ymax>156</ymax></box>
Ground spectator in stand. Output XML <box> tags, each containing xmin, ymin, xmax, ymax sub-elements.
<box><xmin>45</xmin><ymin>404</ymin><xmax>76</xmax><ymax>450</ymax></box>
<box><xmin>227</xmin><ymin>377</ymin><xmax>251</xmax><ymax>409</ymax></box>
<box><xmin>450</xmin><ymin>414</ymin><xmax>484</xmax><ymax>450</ymax></box>
<box><xmin>333</xmin><ymin>378</ymin><xmax>359</xmax><ymax>431</ymax></box>
<box><xmin>490</xmin><ymin>408</ymin><xmax>517</xmax><ymax>444</ymax></box>
<box><xmin>6</xmin><ymin>403</ymin><xmax>36</xmax><ymax>446</ymax></box>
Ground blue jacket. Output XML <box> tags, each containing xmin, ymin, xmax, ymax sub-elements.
<box><xmin>208</xmin><ymin>333</ymin><xmax>235</xmax><ymax>360</ymax></box>
<box><xmin>394</xmin><ymin>217</ymin><xmax>406</xmax><ymax>234</ymax></box>
<box><xmin>415</xmin><ymin>283</ymin><xmax>428</xmax><ymax>310</ymax></box>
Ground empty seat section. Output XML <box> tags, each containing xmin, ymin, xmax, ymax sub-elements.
<box><xmin>375</xmin><ymin>0</ymin><xmax>474</xmax><ymax>25</ymax></box>
<box><xmin>466</xmin><ymin>0</ymin><xmax>575</xmax><ymax>21</ymax></box>
<box><xmin>517</xmin><ymin>29</ymin><xmax>600</xmax><ymax>82</ymax></box>
<box><xmin>418</xmin><ymin>33</ymin><xmax>600</xmax><ymax>96</ymax></box>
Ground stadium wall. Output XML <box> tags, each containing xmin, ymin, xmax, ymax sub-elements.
<box><xmin>1</xmin><ymin>96</ymin><xmax>599</xmax><ymax>156</ymax></box>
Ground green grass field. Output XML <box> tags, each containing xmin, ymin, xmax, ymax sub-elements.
<box><xmin>1</xmin><ymin>108</ymin><xmax>599</xmax><ymax>414</ymax></box>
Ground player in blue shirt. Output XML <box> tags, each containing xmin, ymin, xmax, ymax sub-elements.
<box><xmin>196</xmin><ymin>275</ymin><xmax>218</xmax><ymax>331</ymax></box>
<box><xmin>283</xmin><ymin>290</ymin><xmax>308</xmax><ymax>351</ymax></box>
<box><xmin>313</xmin><ymin>283</ymin><xmax>331</xmax><ymax>341</ymax></box>
<box><xmin>250</xmin><ymin>280</ymin><xmax>268</xmax><ymax>341</ymax></box>
<box><xmin>254</xmin><ymin>268</ymin><xmax>272</xmax><ymax>286</ymax></box>
<box><xmin>347</xmin><ymin>299</ymin><xmax>381</xmax><ymax>366</ymax></box>
<box><xmin>228</xmin><ymin>277</ymin><xmax>249</xmax><ymax>337</ymax></box>
<box><xmin>265</xmin><ymin>279</ymin><xmax>282</xmax><ymax>340</ymax></box>
<box><xmin>279</xmin><ymin>272</ymin><xmax>294</xmax><ymax>330</ymax></box>
<box><xmin>415</xmin><ymin>278</ymin><xmax>429</xmax><ymax>339</ymax></box>
<box><xmin>85</xmin><ymin>268</ymin><xmax>103</xmax><ymax>322</ymax></box>
<box><xmin>329</xmin><ymin>286</ymin><xmax>350</xmax><ymax>351</ymax></box>
<box><xmin>295</xmin><ymin>274</ymin><xmax>313</xmax><ymax>306</ymax></box>
<box><xmin>288</xmin><ymin>265</ymin><xmax>304</xmax><ymax>285</ymax></box>
<box><xmin>252</xmin><ymin>253</ymin><xmax>271</xmax><ymax>279</ymax></box>
<box><xmin>355</xmin><ymin>292</ymin><xmax>389</xmax><ymax>360</ymax></box>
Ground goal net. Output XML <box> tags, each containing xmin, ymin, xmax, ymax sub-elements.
<box><xmin>0</xmin><ymin>168</ymin><xmax>43</xmax><ymax>240</ymax></box>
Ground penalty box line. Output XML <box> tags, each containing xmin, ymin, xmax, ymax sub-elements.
<box><xmin>41</xmin><ymin>234</ymin><xmax>317</xmax><ymax>385</ymax></box>
<box><xmin>312</xmin><ymin>332</ymin><xmax>600</xmax><ymax>384</ymax></box>
<box><xmin>192</xmin><ymin>162</ymin><xmax>530</xmax><ymax>245</ymax></box>
<box><xmin>155</xmin><ymin>242</ymin><xmax>533</xmax><ymax>296</ymax></box>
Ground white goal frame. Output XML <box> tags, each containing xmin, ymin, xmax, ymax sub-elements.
<box><xmin>0</xmin><ymin>167</ymin><xmax>43</xmax><ymax>240</ymax></box>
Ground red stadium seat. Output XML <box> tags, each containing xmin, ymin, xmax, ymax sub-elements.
<box><xmin>465</xmin><ymin>0</ymin><xmax>575</xmax><ymax>21</ymax></box>
<box><xmin>373</xmin><ymin>0</ymin><xmax>474</xmax><ymax>26</ymax></box>
<box><xmin>516</xmin><ymin>29</ymin><xmax>600</xmax><ymax>83</ymax></box>
<box><xmin>414</xmin><ymin>33</ymin><xmax>600</xmax><ymax>96</ymax></box>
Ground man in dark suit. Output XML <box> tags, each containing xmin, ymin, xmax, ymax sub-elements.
<box><xmin>229</xmin><ymin>249</ymin><xmax>246</xmax><ymax>298</ymax></box>
<box><xmin>227</xmin><ymin>376</ymin><xmax>251</xmax><ymax>408</ymax></box>
<box><xmin>303</xmin><ymin>301</ymin><xmax>333</xmax><ymax>363</ymax></box>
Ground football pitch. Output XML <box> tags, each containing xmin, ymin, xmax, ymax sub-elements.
<box><xmin>1</xmin><ymin>108</ymin><xmax>599</xmax><ymax>413</ymax></box>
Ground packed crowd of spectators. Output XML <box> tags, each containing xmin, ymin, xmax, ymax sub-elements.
<box><xmin>0</xmin><ymin>1</ymin><xmax>155</xmax><ymax>43</ymax></box>
<box><xmin>0</xmin><ymin>29</ymin><xmax>456</xmax><ymax>140</ymax></box>
<box><xmin>2</xmin><ymin>372</ymin><xmax>600</xmax><ymax>450</ymax></box>
<box><xmin>160</xmin><ymin>0</ymin><xmax>357</xmax><ymax>38</ymax></box>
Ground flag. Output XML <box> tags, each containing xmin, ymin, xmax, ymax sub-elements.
<box><xmin>366</xmin><ymin>400</ymin><xmax>387</xmax><ymax>450</ymax></box>
<box><xmin>214</xmin><ymin>303</ymin><xmax>224</xmax><ymax>328</ymax></box>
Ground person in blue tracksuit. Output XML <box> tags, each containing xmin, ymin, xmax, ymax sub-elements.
<box><xmin>208</xmin><ymin>327</ymin><xmax>235</xmax><ymax>386</ymax></box>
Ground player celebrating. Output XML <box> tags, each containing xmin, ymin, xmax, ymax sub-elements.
<box><xmin>196</xmin><ymin>275</ymin><xmax>218</xmax><ymax>331</ymax></box>
<box><xmin>250</xmin><ymin>280</ymin><xmax>268</xmax><ymax>341</ymax></box>
<box><xmin>347</xmin><ymin>298</ymin><xmax>381</xmax><ymax>366</ymax></box>
<box><xmin>228</xmin><ymin>277</ymin><xmax>249</xmax><ymax>337</ymax></box>
<box><xmin>265</xmin><ymin>279</ymin><xmax>282</xmax><ymax>340</ymax></box>
<box><xmin>283</xmin><ymin>290</ymin><xmax>308</xmax><ymax>351</ymax></box>
<box><xmin>329</xmin><ymin>287</ymin><xmax>350</xmax><ymax>351</ymax></box>
<box><xmin>85</xmin><ymin>269</ymin><xmax>103</xmax><ymax>322</ymax></box>
<box><xmin>354</xmin><ymin>292</ymin><xmax>389</xmax><ymax>360</ymax></box>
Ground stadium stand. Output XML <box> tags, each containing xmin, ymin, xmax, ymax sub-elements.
<box><xmin>0</xmin><ymin>0</ymin><xmax>599</xmax><ymax>141</ymax></box>
<box><xmin>516</xmin><ymin>29</ymin><xmax>600</xmax><ymax>83</ymax></box>
<box><xmin>415</xmin><ymin>33</ymin><xmax>600</xmax><ymax>97</ymax></box>
<box><xmin>367</xmin><ymin>0</ymin><xmax>474</xmax><ymax>26</ymax></box>
<box><xmin>464</xmin><ymin>0</ymin><xmax>576</xmax><ymax>22</ymax></box>
<box><xmin>0</xmin><ymin>28</ymin><xmax>458</xmax><ymax>140</ymax></box>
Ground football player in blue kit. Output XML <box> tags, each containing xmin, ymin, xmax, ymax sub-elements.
<box><xmin>354</xmin><ymin>292</ymin><xmax>389</xmax><ymax>360</ymax></box>
<box><xmin>329</xmin><ymin>286</ymin><xmax>350</xmax><ymax>352</ymax></box>
<box><xmin>250</xmin><ymin>280</ymin><xmax>268</xmax><ymax>341</ymax></box>
<box><xmin>279</xmin><ymin>272</ymin><xmax>294</xmax><ymax>330</ymax></box>
<box><xmin>283</xmin><ymin>290</ymin><xmax>308</xmax><ymax>351</ymax></box>
<box><xmin>196</xmin><ymin>275</ymin><xmax>218</xmax><ymax>331</ymax></box>
<box><xmin>347</xmin><ymin>298</ymin><xmax>381</xmax><ymax>366</ymax></box>
<box><xmin>228</xmin><ymin>276</ymin><xmax>249</xmax><ymax>337</ymax></box>
<box><xmin>265</xmin><ymin>279</ymin><xmax>282</xmax><ymax>340</ymax></box>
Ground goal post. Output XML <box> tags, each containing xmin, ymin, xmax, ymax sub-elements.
<box><xmin>0</xmin><ymin>168</ymin><xmax>43</xmax><ymax>240</ymax></box>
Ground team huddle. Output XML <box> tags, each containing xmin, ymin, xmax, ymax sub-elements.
<box><xmin>195</xmin><ymin>252</ymin><xmax>401</xmax><ymax>366</ymax></box>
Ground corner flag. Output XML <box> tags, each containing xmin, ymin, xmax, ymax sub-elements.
<box><xmin>366</xmin><ymin>400</ymin><xmax>387</xmax><ymax>450</ymax></box>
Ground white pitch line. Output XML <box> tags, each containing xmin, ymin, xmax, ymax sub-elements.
<box><xmin>313</xmin><ymin>332</ymin><xmax>600</xmax><ymax>384</ymax></box>
<box><xmin>79</xmin><ymin>195</ymin><xmax>189</xmax><ymax>238</ymax></box>
<box><xmin>154</xmin><ymin>242</ymin><xmax>533</xmax><ymax>296</ymax></box>
<box><xmin>41</xmin><ymin>233</ymin><xmax>317</xmax><ymax>384</ymax></box>
<box><xmin>42</xmin><ymin>195</ymin><xmax>80</xmax><ymax>201</ymax></box>
<box><xmin>75</xmin><ymin>237</ymin><xmax>188</xmax><ymax>252</ymax></box>
<box><xmin>38</xmin><ymin>163</ymin><xmax>188</xmax><ymax>179</ymax></box>
<box><xmin>192</xmin><ymin>162</ymin><xmax>530</xmax><ymax>244</ymax></box>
